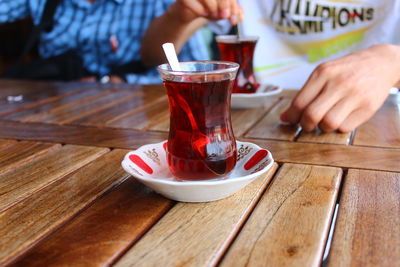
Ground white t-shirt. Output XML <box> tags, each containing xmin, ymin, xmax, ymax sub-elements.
<box><xmin>241</xmin><ymin>0</ymin><xmax>400</xmax><ymax>89</ymax></box>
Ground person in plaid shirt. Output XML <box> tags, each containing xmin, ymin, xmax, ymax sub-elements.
<box><xmin>0</xmin><ymin>0</ymin><xmax>242</xmax><ymax>83</ymax></box>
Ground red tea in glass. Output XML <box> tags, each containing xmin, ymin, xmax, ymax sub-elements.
<box><xmin>158</xmin><ymin>61</ymin><xmax>239</xmax><ymax>180</ymax></box>
<box><xmin>216</xmin><ymin>35</ymin><xmax>260</xmax><ymax>94</ymax></box>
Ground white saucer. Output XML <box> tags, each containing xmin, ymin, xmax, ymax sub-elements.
<box><xmin>231</xmin><ymin>84</ymin><xmax>282</xmax><ymax>109</ymax></box>
<box><xmin>121</xmin><ymin>141</ymin><xmax>274</xmax><ymax>202</ymax></box>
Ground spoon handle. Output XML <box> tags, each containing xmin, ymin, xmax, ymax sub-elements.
<box><xmin>162</xmin><ymin>43</ymin><xmax>182</xmax><ymax>71</ymax></box>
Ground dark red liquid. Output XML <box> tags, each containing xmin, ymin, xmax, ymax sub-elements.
<box><xmin>164</xmin><ymin>79</ymin><xmax>237</xmax><ymax>180</ymax></box>
<box><xmin>217</xmin><ymin>40</ymin><xmax>260</xmax><ymax>93</ymax></box>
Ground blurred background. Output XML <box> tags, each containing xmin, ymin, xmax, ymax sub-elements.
<box><xmin>0</xmin><ymin>18</ymin><xmax>38</xmax><ymax>74</ymax></box>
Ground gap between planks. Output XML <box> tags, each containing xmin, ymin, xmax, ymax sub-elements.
<box><xmin>220</xmin><ymin>163</ymin><xmax>342</xmax><ymax>267</ymax></box>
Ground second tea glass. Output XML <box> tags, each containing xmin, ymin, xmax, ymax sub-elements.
<box><xmin>216</xmin><ymin>35</ymin><xmax>260</xmax><ymax>94</ymax></box>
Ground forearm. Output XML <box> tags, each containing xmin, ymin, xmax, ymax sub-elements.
<box><xmin>140</xmin><ymin>4</ymin><xmax>207</xmax><ymax>66</ymax></box>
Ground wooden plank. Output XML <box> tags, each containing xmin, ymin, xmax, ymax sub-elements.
<box><xmin>1</xmin><ymin>119</ymin><xmax>399</xmax><ymax>172</ymax></box>
<box><xmin>108</xmin><ymin>96</ymin><xmax>169</xmax><ymax>130</ymax></box>
<box><xmin>0</xmin><ymin>80</ymin><xmax>97</xmax><ymax>117</ymax></box>
<box><xmin>0</xmin><ymin>150</ymin><xmax>131</xmax><ymax>266</ymax></box>
<box><xmin>115</xmin><ymin>164</ymin><xmax>279</xmax><ymax>267</ymax></box>
<box><xmin>70</xmin><ymin>91</ymin><xmax>165</xmax><ymax>126</ymax></box>
<box><xmin>231</xmin><ymin>96</ymin><xmax>281</xmax><ymax>137</ymax></box>
<box><xmin>297</xmin><ymin>128</ymin><xmax>351</xmax><ymax>145</ymax></box>
<box><xmin>0</xmin><ymin>139</ymin><xmax>16</xmax><ymax>150</ymax></box>
<box><xmin>245</xmin><ymin>98</ymin><xmax>300</xmax><ymax>141</ymax></box>
<box><xmin>13</xmin><ymin>178</ymin><xmax>174</xmax><ymax>267</ymax></box>
<box><xmin>328</xmin><ymin>169</ymin><xmax>400</xmax><ymax>267</ymax></box>
<box><xmin>221</xmin><ymin>163</ymin><xmax>342</xmax><ymax>267</ymax></box>
<box><xmin>353</xmin><ymin>95</ymin><xmax>400</xmax><ymax>148</ymax></box>
<box><xmin>278</xmin><ymin>89</ymin><xmax>298</xmax><ymax>98</ymax></box>
<box><xmin>0</xmin><ymin>80</ymin><xmax>91</xmax><ymax>98</ymax></box>
<box><xmin>0</xmin><ymin>144</ymin><xmax>108</xmax><ymax>212</ymax></box>
<box><xmin>0</xmin><ymin>80</ymin><xmax>141</xmax><ymax>99</ymax></box>
<box><xmin>0</xmin><ymin>120</ymin><xmax>168</xmax><ymax>149</ymax></box>
<box><xmin>0</xmin><ymin>142</ymin><xmax>61</xmax><ymax>175</ymax></box>
<box><xmin>22</xmin><ymin>90</ymin><xmax>137</xmax><ymax>124</ymax></box>
<box><xmin>244</xmin><ymin>138</ymin><xmax>400</xmax><ymax>173</ymax></box>
<box><xmin>3</xmin><ymin>88</ymin><xmax>110</xmax><ymax>121</ymax></box>
<box><xmin>145</xmin><ymin>112</ymin><xmax>170</xmax><ymax>132</ymax></box>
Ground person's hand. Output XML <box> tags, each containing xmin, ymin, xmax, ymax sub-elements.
<box><xmin>141</xmin><ymin>0</ymin><xmax>243</xmax><ymax>66</ymax></box>
<box><xmin>280</xmin><ymin>44</ymin><xmax>400</xmax><ymax>133</ymax></box>
<box><xmin>171</xmin><ymin>0</ymin><xmax>243</xmax><ymax>25</ymax></box>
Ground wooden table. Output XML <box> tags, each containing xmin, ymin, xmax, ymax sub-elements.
<box><xmin>0</xmin><ymin>79</ymin><xmax>399</xmax><ymax>267</ymax></box>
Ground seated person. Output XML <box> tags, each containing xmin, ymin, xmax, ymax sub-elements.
<box><xmin>0</xmin><ymin>0</ymin><xmax>242</xmax><ymax>83</ymax></box>
<box><xmin>238</xmin><ymin>0</ymin><xmax>400</xmax><ymax>132</ymax></box>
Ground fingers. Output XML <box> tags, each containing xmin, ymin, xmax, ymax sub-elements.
<box><xmin>281</xmin><ymin>64</ymin><xmax>330</xmax><ymax>125</ymax></box>
<box><xmin>218</xmin><ymin>0</ymin><xmax>231</xmax><ymax>18</ymax></box>
<box><xmin>199</xmin><ymin>0</ymin><xmax>241</xmax><ymax>23</ymax></box>
<box><xmin>201</xmin><ymin>0</ymin><xmax>218</xmax><ymax>17</ymax></box>
<box><xmin>299</xmin><ymin>82</ymin><xmax>345</xmax><ymax>131</ymax></box>
<box><xmin>179</xmin><ymin>0</ymin><xmax>208</xmax><ymax>17</ymax></box>
<box><xmin>337</xmin><ymin>107</ymin><xmax>375</xmax><ymax>133</ymax></box>
<box><xmin>237</xmin><ymin>5</ymin><xmax>244</xmax><ymax>22</ymax></box>
<box><xmin>318</xmin><ymin>96</ymin><xmax>359</xmax><ymax>132</ymax></box>
<box><xmin>284</xmin><ymin>84</ymin><xmax>381</xmax><ymax>133</ymax></box>
<box><xmin>287</xmin><ymin>86</ymin><xmax>375</xmax><ymax>133</ymax></box>
<box><xmin>229</xmin><ymin>1</ymin><xmax>242</xmax><ymax>25</ymax></box>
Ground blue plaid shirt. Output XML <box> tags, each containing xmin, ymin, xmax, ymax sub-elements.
<box><xmin>0</xmin><ymin>0</ymin><xmax>210</xmax><ymax>83</ymax></box>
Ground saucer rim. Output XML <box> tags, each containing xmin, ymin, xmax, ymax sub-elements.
<box><xmin>122</xmin><ymin>140</ymin><xmax>274</xmax><ymax>186</ymax></box>
<box><xmin>231</xmin><ymin>84</ymin><xmax>282</xmax><ymax>98</ymax></box>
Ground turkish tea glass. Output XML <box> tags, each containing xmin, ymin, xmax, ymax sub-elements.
<box><xmin>158</xmin><ymin>61</ymin><xmax>239</xmax><ymax>180</ymax></box>
<box><xmin>216</xmin><ymin>35</ymin><xmax>260</xmax><ymax>93</ymax></box>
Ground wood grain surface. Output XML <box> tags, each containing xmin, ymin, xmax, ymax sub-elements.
<box><xmin>221</xmin><ymin>163</ymin><xmax>342</xmax><ymax>267</ymax></box>
<box><xmin>0</xmin><ymin>120</ymin><xmax>167</xmax><ymax>149</ymax></box>
<box><xmin>115</xmin><ymin>164</ymin><xmax>279</xmax><ymax>267</ymax></box>
<box><xmin>278</xmin><ymin>90</ymin><xmax>298</xmax><ymax>98</ymax></box>
<box><xmin>0</xmin><ymin>150</ymin><xmax>130</xmax><ymax>266</ymax></box>
<box><xmin>328</xmin><ymin>169</ymin><xmax>400</xmax><ymax>267</ymax></box>
<box><xmin>0</xmin><ymin>80</ymin><xmax>95</xmax><ymax>98</ymax></box>
<box><xmin>0</xmin><ymin>144</ymin><xmax>108</xmax><ymax>212</ymax></box>
<box><xmin>146</xmin><ymin>112</ymin><xmax>170</xmax><ymax>132</ymax></box>
<box><xmin>0</xmin><ymin>139</ymin><xmax>16</xmax><ymax>149</ymax></box>
<box><xmin>107</xmin><ymin>95</ymin><xmax>169</xmax><ymax>130</ymax></box>
<box><xmin>0</xmin><ymin>80</ymin><xmax>88</xmax><ymax>116</ymax></box>
<box><xmin>0</xmin><ymin>80</ymin><xmax>134</xmax><ymax>118</ymax></box>
<box><xmin>1</xmin><ymin>119</ymin><xmax>398</xmax><ymax>172</ymax></box>
<box><xmin>0</xmin><ymin>141</ymin><xmax>61</xmax><ymax>175</ymax></box>
<box><xmin>22</xmin><ymin>90</ymin><xmax>137</xmax><ymax>124</ymax></box>
<box><xmin>246</xmin><ymin>139</ymin><xmax>400</xmax><ymax>172</ymax></box>
<box><xmin>231</xmin><ymin>96</ymin><xmax>281</xmax><ymax>137</ymax></box>
<box><xmin>353</xmin><ymin>94</ymin><xmax>400</xmax><ymax>148</ymax></box>
<box><xmin>11</xmin><ymin>178</ymin><xmax>173</xmax><ymax>267</ymax></box>
<box><xmin>0</xmin><ymin>81</ymin><xmax>398</xmax><ymax>267</ymax></box>
<box><xmin>70</xmin><ymin>90</ymin><xmax>164</xmax><ymax>126</ymax></box>
<box><xmin>297</xmin><ymin>129</ymin><xmax>351</xmax><ymax>145</ymax></box>
<box><xmin>245</xmin><ymin>98</ymin><xmax>300</xmax><ymax>141</ymax></box>
<box><xmin>3</xmin><ymin>88</ymin><xmax>110</xmax><ymax>121</ymax></box>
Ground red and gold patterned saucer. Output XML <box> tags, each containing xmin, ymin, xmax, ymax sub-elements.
<box><xmin>121</xmin><ymin>141</ymin><xmax>274</xmax><ymax>202</ymax></box>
